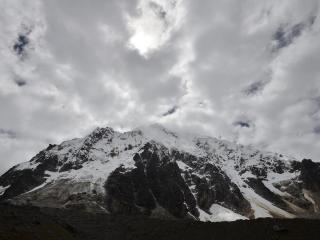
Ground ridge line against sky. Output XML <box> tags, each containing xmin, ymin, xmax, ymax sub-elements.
<box><xmin>0</xmin><ymin>0</ymin><xmax>320</xmax><ymax>173</ymax></box>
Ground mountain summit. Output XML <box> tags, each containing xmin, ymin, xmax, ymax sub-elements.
<box><xmin>0</xmin><ymin>124</ymin><xmax>319</xmax><ymax>221</ymax></box>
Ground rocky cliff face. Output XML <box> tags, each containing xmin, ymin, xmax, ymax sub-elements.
<box><xmin>0</xmin><ymin>124</ymin><xmax>319</xmax><ymax>221</ymax></box>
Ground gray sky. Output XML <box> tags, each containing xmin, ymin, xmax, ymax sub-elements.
<box><xmin>1</xmin><ymin>0</ymin><xmax>320</xmax><ymax>174</ymax></box>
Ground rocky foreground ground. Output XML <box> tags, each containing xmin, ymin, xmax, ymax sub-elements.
<box><xmin>0</xmin><ymin>203</ymin><xmax>319</xmax><ymax>240</ymax></box>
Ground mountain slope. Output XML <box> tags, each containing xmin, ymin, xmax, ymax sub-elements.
<box><xmin>0</xmin><ymin>124</ymin><xmax>319</xmax><ymax>221</ymax></box>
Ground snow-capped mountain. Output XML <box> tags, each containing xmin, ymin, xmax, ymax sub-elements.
<box><xmin>0</xmin><ymin>124</ymin><xmax>319</xmax><ymax>221</ymax></box>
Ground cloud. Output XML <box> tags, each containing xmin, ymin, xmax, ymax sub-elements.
<box><xmin>162</xmin><ymin>105</ymin><xmax>179</xmax><ymax>117</ymax></box>
<box><xmin>243</xmin><ymin>78</ymin><xmax>270</xmax><ymax>96</ymax></box>
<box><xmin>233</xmin><ymin>121</ymin><xmax>251</xmax><ymax>129</ymax></box>
<box><xmin>314</xmin><ymin>126</ymin><xmax>320</xmax><ymax>134</ymax></box>
<box><xmin>13</xmin><ymin>33</ymin><xmax>30</xmax><ymax>57</ymax></box>
<box><xmin>127</xmin><ymin>0</ymin><xmax>185</xmax><ymax>56</ymax></box>
<box><xmin>0</xmin><ymin>129</ymin><xmax>17</xmax><ymax>139</ymax></box>
<box><xmin>0</xmin><ymin>0</ymin><xmax>320</xmax><ymax>174</ymax></box>
<box><xmin>271</xmin><ymin>16</ymin><xmax>316</xmax><ymax>51</ymax></box>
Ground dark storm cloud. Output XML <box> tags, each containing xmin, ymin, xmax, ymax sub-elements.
<box><xmin>233</xmin><ymin>121</ymin><xmax>251</xmax><ymax>128</ymax></box>
<box><xmin>12</xmin><ymin>25</ymin><xmax>32</xmax><ymax>59</ymax></box>
<box><xmin>272</xmin><ymin>24</ymin><xmax>301</xmax><ymax>49</ymax></box>
<box><xmin>272</xmin><ymin>16</ymin><xmax>317</xmax><ymax>51</ymax></box>
<box><xmin>13</xmin><ymin>34</ymin><xmax>29</xmax><ymax>56</ymax></box>
<box><xmin>0</xmin><ymin>129</ymin><xmax>17</xmax><ymax>139</ymax></box>
<box><xmin>162</xmin><ymin>105</ymin><xmax>178</xmax><ymax>117</ymax></box>
<box><xmin>243</xmin><ymin>80</ymin><xmax>269</xmax><ymax>96</ymax></box>
<box><xmin>14</xmin><ymin>78</ymin><xmax>27</xmax><ymax>86</ymax></box>
<box><xmin>314</xmin><ymin>126</ymin><xmax>320</xmax><ymax>134</ymax></box>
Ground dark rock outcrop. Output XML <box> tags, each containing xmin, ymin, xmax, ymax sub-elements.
<box><xmin>105</xmin><ymin>143</ymin><xmax>199</xmax><ymax>219</ymax></box>
<box><xmin>0</xmin><ymin>151</ymin><xmax>59</xmax><ymax>200</ymax></box>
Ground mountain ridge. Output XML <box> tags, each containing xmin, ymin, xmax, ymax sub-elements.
<box><xmin>0</xmin><ymin>124</ymin><xmax>319</xmax><ymax>221</ymax></box>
